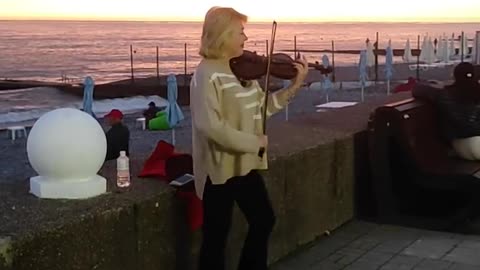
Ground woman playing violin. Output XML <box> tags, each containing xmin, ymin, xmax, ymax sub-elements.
<box><xmin>190</xmin><ymin>6</ymin><xmax>308</xmax><ymax>270</ymax></box>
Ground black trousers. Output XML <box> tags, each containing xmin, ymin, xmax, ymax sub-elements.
<box><xmin>199</xmin><ymin>170</ymin><xmax>276</xmax><ymax>270</ymax></box>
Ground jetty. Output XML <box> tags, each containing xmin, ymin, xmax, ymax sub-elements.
<box><xmin>0</xmin><ymin>79</ymin><xmax>71</xmax><ymax>91</ymax></box>
<box><xmin>0</xmin><ymin>75</ymin><xmax>193</xmax><ymax>106</ymax></box>
<box><xmin>280</xmin><ymin>47</ymin><xmax>473</xmax><ymax>57</ymax></box>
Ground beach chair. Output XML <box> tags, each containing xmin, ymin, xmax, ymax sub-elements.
<box><xmin>7</xmin><ymin>126</ymin><xmax>27</xmax><ymax>141</ymax></box>
<box><xmin>135</xmin><ymin>117</ymin><xmax>146</xmax><ymax>130</ymax></box>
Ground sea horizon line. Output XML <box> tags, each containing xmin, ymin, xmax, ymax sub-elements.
<box><xmin>1</xmin><ymin>18</ymin><xmax>480</xmax><ymax>24</ymax></box>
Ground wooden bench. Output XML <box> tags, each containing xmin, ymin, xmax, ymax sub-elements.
<box><xmin>368</xmin><ymin>98</ymin><xmax>480</xmax><ymax>231</ymax></box>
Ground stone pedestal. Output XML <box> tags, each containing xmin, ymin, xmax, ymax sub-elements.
<box><xmin>30</xmin><ymin>175</ymin><xmax>106</xmax><ymax>199</ymax></box>
<box><xmin>27</xmin><ymin>107</ymin><xmax>108</xmax><ymax>199</ymax></box>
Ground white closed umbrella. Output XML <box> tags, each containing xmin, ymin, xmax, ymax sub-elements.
<box><xmin>449</xmin><ymin>34</ymin><xmax>456</xmax><ymax>56</ymax></box>
<box><xmin>424</xmin><ymin>36</ymin><xmax>436</xmax><ymax>64</ymax></box>
<box><xmin>419</xmin><ymin>35</ymin><xmax>428</xmax><ymax>63</ymax></box>
<box><xmin>403</xmin><ymin>39</ymin><xmax>413</xmax><ymax>63</ymax></box>
<box><xmin>462</xmin><ymin>33</ymin><xmax>469</xmax><ymax>57</ymax></box>
<box><xmin>441</xmin><ymin>37</ymin><xmax>450</xmax><ymax>63</ymax></box>
<box><xmin>366</xmin><ymin>40</ymin><xmax>375</xmax><ymax>67</ymax></box>
<box><xmin>436</xmin><ymin>36</ymin><xmax>443</xmax><ymax>61</ymax></box>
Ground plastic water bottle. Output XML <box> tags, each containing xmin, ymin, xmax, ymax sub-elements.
<box><xmin>116</xmin><ymin>151</ymin><xmax>130</xmax><ymax>187</ymax></box>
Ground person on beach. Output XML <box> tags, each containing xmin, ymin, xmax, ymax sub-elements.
<box><xmin>143</xmin><ymin>101</ymin><xmax>162</xmax><ymax>128</ymax></box>
<box><xmin>190</xmin><ymin>6</ymin><xmax>308</xmax><ymax>270</ymax></box>
<box><xmin>104</xmin><ymin>109</ymin><xmax>130</xmax><ymax>161</ymax></box>
<box><xmin>412</xmin><ymin>62</ymin><xmax>480</xmax><ymax>160</ymax></box>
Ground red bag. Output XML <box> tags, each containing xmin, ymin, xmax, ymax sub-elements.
<box><xmin>177</xmin><ymin>190</ymin><xmax>203</xmax><ymax>231</ymax></box>
<box><xmin>138</xmin><ymin>140</ymin><xmax>203</xmax><ymax>231</ymax></box>
<box><xmin>138</xmin><ymin>140</ymin><xmax>175</xmax><ymax>178</ymax></box>
<box><xmin>393</xmin><ymin>77</ymin><xmax>417</xmax><ymax>94</ymax></box>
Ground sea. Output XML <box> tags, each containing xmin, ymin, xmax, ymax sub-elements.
<box><xmin>0</xmin><ymin>20</ymin><xmax>478</xmax><ymax>125</ymax></box>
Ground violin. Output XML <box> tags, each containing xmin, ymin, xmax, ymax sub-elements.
<box><xmin>229</xmin><ymin>50</ymin><xmax>333</xmax><ymax>81</ymax></box>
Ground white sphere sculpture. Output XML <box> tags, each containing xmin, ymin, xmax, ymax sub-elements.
<box><xmin>27</xmin><ymin>108</ymin><xmax>107</xmax><ymax>199</ymax></box>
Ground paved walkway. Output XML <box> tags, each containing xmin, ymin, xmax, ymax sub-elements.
<box><xmin>271</xmin><ymin>220</ymin><xmax>480</xmax><ymax>270</ymax></box>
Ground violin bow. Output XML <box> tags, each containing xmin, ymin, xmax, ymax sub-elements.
<box><xmin>258</xmin><ymin>21</ymin><xmax>277</xmax><ymax>158</ymax></box>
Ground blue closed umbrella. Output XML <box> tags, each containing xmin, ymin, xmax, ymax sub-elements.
<box><xmin>166</xmin><ymin>74</ymin><xmax>184</xmax><ymax>127</ymax></box>
<box><xmin>166</xmin><ymin>74</ymin><xmax>184</xmax><ymax>145</ymax></box>
<box><xmin>359</xmin><ymin>50</ymin><xmax>368</xmax><ymax>102</ymax></box>
<box><xmin>385</xmin><ymin>41</ymin><xmax>394</xmax><ymax>94</ymax></box>
<box><xmin>82</xmin><ymin>76</ymin><xmax>95</xmax><ymax>117</ymax></box>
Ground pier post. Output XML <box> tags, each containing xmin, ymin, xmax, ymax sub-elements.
<box><xmin>331</xmin><ymin>40</ymin><xmax>336</xmax><ymax>82</ymax></box>
<box><xmin>294</xmin><ymin>35</ymin><xmax>297</xmax><ymax>59</ymax></box>
<box><xmin>184</xmin><ymin>43</ymin><xmax>187</xmax><ymax>88</ymax></box>
<box><xmin>461</xmin><ymin>31</ymin><xmax>465</xmax><ymax>62</ymax></box>
<box><xmin>156</xmin><ymin>46</ymin><xmax>159</xmax><ymax>79</ymax></box>
<box><xmin>130</xmin><ymin>45</ymin><xmax>135</xmax><ymax>82</ymax></box>
<box><xmin>375</xmin><ymin>32</ymin><xmax>379</xmax><ymax>82</ymax></box>
<box><xmin>416</xmin><ymin>35</ymin><xmax>420</xmax><ymax>80</ymax></box>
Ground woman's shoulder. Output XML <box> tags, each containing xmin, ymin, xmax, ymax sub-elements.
<box><xmin>194</xmin><ymin>60</ymin><xmax>232</xmax><ymax>78</ymax></box>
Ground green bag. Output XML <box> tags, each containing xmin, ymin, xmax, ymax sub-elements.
<box><xmin>148</xmin><ymin>111</ymin><xmax>170</xmax><ymax>130</ymax></box>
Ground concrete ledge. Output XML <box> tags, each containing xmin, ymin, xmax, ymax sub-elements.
<box><xmin>0</xmin><ymin>93</ymin><xmax>412</xmax><ymax>270</ymax></box>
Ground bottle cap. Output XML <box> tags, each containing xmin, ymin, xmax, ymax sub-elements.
<box><xmin>120</xmin><ymin>151</ymin><xmax>126</xmax><ymax>156</ymax></box>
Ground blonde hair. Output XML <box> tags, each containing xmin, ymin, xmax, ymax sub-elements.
<box><xmin>199</xmin><ymin>7</ymin><xmax>247</xmax><ymax>59</ymax></box>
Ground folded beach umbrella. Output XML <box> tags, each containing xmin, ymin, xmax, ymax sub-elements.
<box><xmin>462</xmin><ymin>33</ymin><xmax>469</xmax><ymax>57</ymax></box>
<box><xmin>420</xmin><ymin>36</ymin><xmax>436</xmax><ymax>64</ymax></box>
<box><xmin>426</xmin><ymin>36</ymin><xmax>437</xmax><ymax>64</ymax></box>
<box><xmin>403</xmin><ymin>39</ymin><xmax>413</xmax><ymax>63</ymax></box>
<box><xmin>436</xmin><ymin>36</ymin><xmax>444</xmax><ymax>61</ymax></box>
<box><xmin>419</xmin><ymin>35</ymin><xmax>428</xmax><ymax>63</ymax></box>
<box><xmin>366</xmin><ymin>40</ymin><xmax>375</xmax><ymax>67</ymax></box>
<box><xmin>82</xmin><ymin>76</ymin><xmax>95</xmax><ymax>117</ymax></box>
<box><xmin>441</xmin><ymin>37</ymin><xmax>450</xmax><ymax>63</ymax></box>
<box><xmin>359</xmin><ymin>50</ymin><xmax>368</xmax><ymax>102</ymax></box>
<box><xmin>166</xmin><ymin>74</ymin><xmax>184</xmax><ymax>145</ymax></box>
<box><xmin>321</xmin><ymin>54</ymin><xmax>333</xmax><ymax>102</ymax></box>
<box><xmin>449</xmin><ymin>34</ymin><xmax>456</xmax><ymax>56</ymax></box>
<box><xmin>385</xmin><ymin>40</ymin><xmax>394</xmax><ymax>95</ymax></box>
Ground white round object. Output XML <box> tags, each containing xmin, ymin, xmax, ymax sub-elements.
<box><xmin>27</xmin><ymin>108</ymin><xmax>107</xmax><ymax>181</ymax></box>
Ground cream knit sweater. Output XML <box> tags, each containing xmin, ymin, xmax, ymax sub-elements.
<box><xmin>190</xmin><ymin>58</ymin><xmax>294</xmax><ymax>199</ymax></box>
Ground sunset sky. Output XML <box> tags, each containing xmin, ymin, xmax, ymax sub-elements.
<box><xmin>2</xmin><ymin>0</ymin><xmax>480</xmax><ymax>22</ymax></box>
